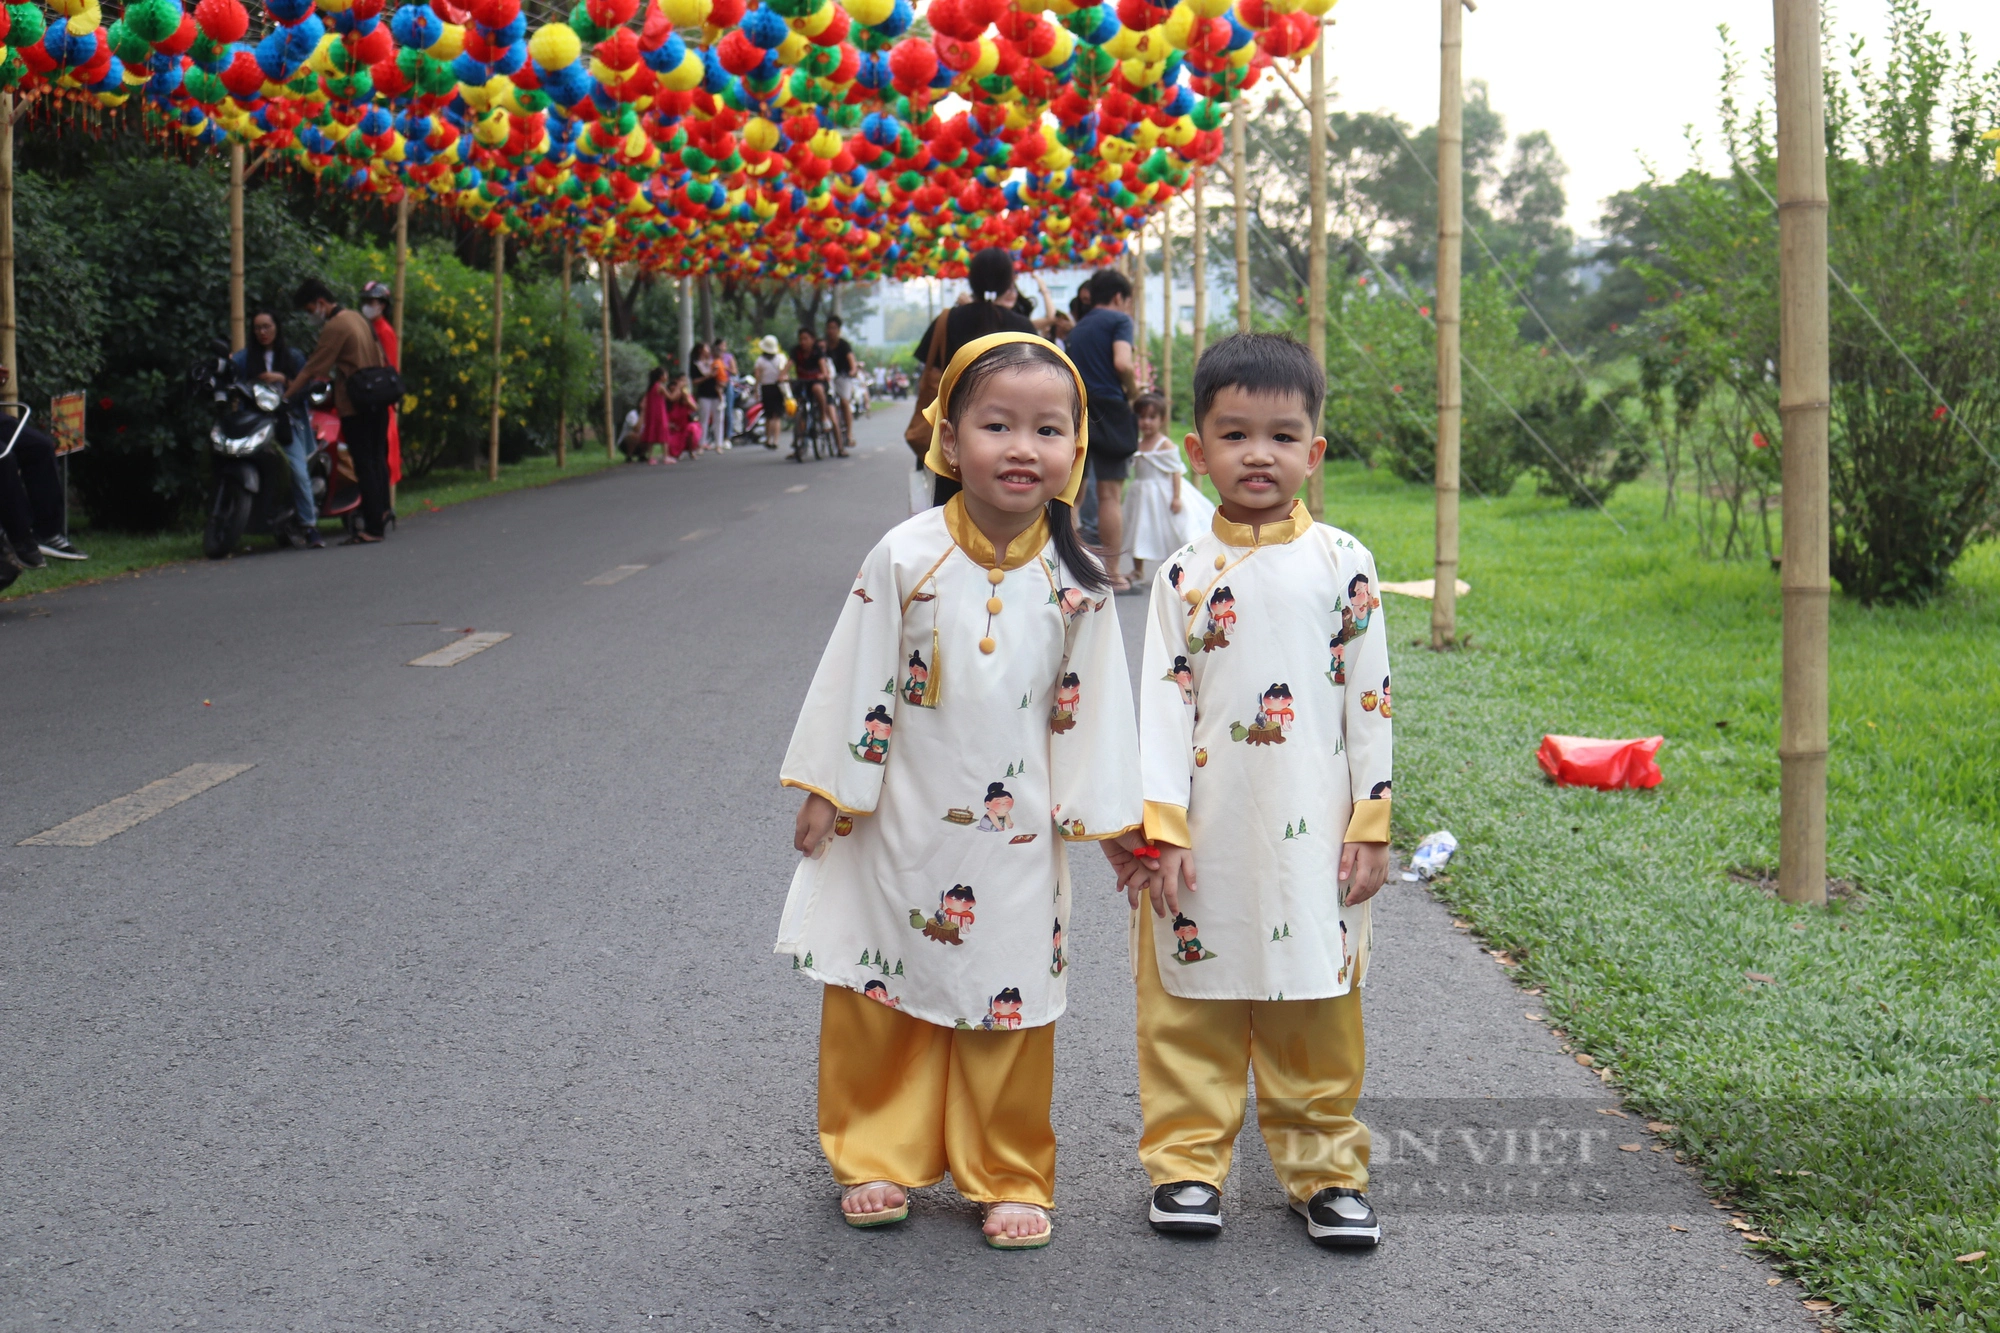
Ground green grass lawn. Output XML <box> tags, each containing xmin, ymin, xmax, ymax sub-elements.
<box><xmin>1</xmin><ymin>448</ymin><xmax>622</xmax><ymax>602</ymax></box>
<box><xmin>1323</xmin><ymin>461</ymin><xmax>1999</xmax><ymax>1329</ymax></box>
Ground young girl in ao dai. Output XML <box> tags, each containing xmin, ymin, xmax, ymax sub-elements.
<box><xmin>777</xmin><ymin>333</ymin><xmax>1143</xmax><ymax>1248</ymax></box>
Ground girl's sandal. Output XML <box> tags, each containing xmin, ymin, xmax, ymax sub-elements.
<box><xmin>840</xmin><ymin>1182</ymin><xmax>909</xmax><ymax>1228</ymax></box>
<box><xmin>982</xmin><ymin>1202</ymin><xmax>1052</xmax><ymax>1250</ymax></box>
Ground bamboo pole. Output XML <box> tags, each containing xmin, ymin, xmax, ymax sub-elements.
<box><xmin>487</xmin><ymin>230</ymin><xmax>505</xmax><ymax>481</ymax></box>
<box><xmin>1192</xmin><ymin>168</ymin><xmax>1207</xmax><ymax>368</ymax></box>
<box><xmin>1231</xmin><ymin>97</ymin><xmax>1250</xmax><ymax>333</ymax></box>
<box><xmin>601</xmin><ymin>256</ymin><xmax>615</xmax><ymax>462</ymax></box>
<box><xmin>1774</xmin><ymin>0</ymin><xmax>1830</xmax><ymax>907</ymax></box>
<box><xmin>556</xmin><ymin>238</ymin><xmax>571</xmax><ymax>468</ymax></box>
<box><xmin>1431</xmin><ymin>0</ymin><xmax>1464</xmax><ymax>650</ymax></box>
<box><xmin>391</xmin><ymin>192</ymin><xmax>409</xmax><ymax>357</ymax></box>
<box><xmin>1160</xmin><ymin>206</ymin><xmax>1174</xmax><ymax>417</ymax></box>
<box><xmin>678</xmin><ymin>273</ymin><xmax>694</xmax><ymax>374</ymax></box>
<box><xmin>0</xmin><ymin>92</ymin><xmax>15</xmax><ymax>402</ymax></box>
<box><xmin>228</xmin><ymin>142</ymin><xmax>246</xmax><ymax>353</ymax></box>
<box><xmin>1306</xmin><ymin>30</ymin><xmax>1328</xmax><ymax>519</ymax></box>
<box><xmin>390</xmin><ymin>191</ymin><xmax>408</xmax><ymax>511</ymax></box>
<box><xmin>1133</xmin><ymin>222</ymin><xmax>1147</xmax><ymax>392</ymax></box>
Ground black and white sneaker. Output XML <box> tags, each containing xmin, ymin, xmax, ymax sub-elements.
<box><xmin>38</xmin><ymin>534</ymin><xmax>88</xmax><ymax>560</ymax></box>
<box><xmin>1293</xmin><ymin>1187</ymin><xmax>1381</xmax><ymax>1247</ymax></box>
<box><xmin>1148</xmin><ymin>1180</ymin><xmax>1222</xmax><ymax>1235</ymax></box>
<box><xmin>8</xmin><ymin>540</ymin><xmax>45</xmax><ymax>570</ymax></box>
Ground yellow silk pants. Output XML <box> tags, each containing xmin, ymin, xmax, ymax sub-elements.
<box><xmin>816</xmin><ymin>984</ymin><xmax>1057</xmax><ymax>1208</ymax></box>
<box><xmin>1134</xmin><ymin>908</ymin><xmax>1370</xmax><ymax>1203</ymax></box>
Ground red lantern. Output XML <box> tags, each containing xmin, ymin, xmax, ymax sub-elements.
<box><xmin>219</xmin><ymin>48</ymin><xmax>266</xmax><ymax>96</ymax></box>
<box><xmin>194</xmin><ymin>0</ymin><xmax>249</xmax><ymax>44</ymax></box>
<box><xmin>887</xmin><ymin>37</ymin><xmax>938</xmax><ymax>93</ymax></box>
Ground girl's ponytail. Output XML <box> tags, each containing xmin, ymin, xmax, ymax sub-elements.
<box><xmin>1047</xmin><ymin>499</ymin><xmax>1109</xmax><ymax>594</ymax></box>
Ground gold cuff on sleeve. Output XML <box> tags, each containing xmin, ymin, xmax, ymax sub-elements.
<box><xmin>1343</xmin><ymin>798</ymin><xmax>1391</xmax><ymax>844</ymax></box>
<box><xmin>780</xmin><ymin>778</ymin><xmax>871</xmax><ymax>818</ymax></box>
<box><xmin>1143</xmin><ymin>800</ymin><xmax>1192</xmax><ymax>848</ymax></box>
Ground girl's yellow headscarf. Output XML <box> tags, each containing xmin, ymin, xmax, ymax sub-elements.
<box><xmin>920</xmin><ymin>331</ymin><xmax>1091</xmax><ymax>507</ymax></box>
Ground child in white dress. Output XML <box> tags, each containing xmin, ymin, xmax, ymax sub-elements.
<box><xmin>1123</xmin><ymin>393</ymin><xmax>1216</xmax><ymax>580</ymax></box>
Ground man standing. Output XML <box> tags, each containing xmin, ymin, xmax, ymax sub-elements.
<box><xmin>1062</xmin><ymin>268</ymin><xmax>1140</xmax><ymax>591</ymax></box>
<box><xmin>288</xmin><ymin>279</ymin><xmax>389</xmax><ymax>545</ymax></box>
<box><xmin>823</xmin><ymin>315</ymin><xmax>857</xmax><ymax>455</ymax></box>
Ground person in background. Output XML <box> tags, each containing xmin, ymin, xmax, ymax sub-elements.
<box><xmin>635</xmin><ymin>366</ymin><xmax>670</xmax><ymax>463</ymax></box>
<box><xmin>753</xmin><ymin>334</ymin><xmax>788</xmax><ymax>450</ymax></box>
<box><xmin>824</xmin><ymin>315</ymin><xmax>859</xmax><ymax>451</ymax></box>
<box><xmin>664</xmin><ymin>371</ymin><xmax>701</xmax><ymax>460</ymax></box>
<box><xmin>789</xmin><ymin>327</ymin><xmax>837</xmax><ymax>460</ymax></box>
<box><xmin>691</xmin><ymin>340</ymin><xmax>724</xmax><ymax>454</ymax></box>
<box><xmin>0</xmin><ymin>367</ymin><xmax>84</xmax><ymax>569</ymax></box>
<box><xmin>358</xmin><ymin>281</ymin><xmax>401</xmax><ymax>496</ymax></box>
<box><xmin>234</xmin><ymin>308</ymin><xmax>321</xmax><ymax>549</ymax></box>
<box><xmin>706</xmin><ymin>341</ymin><xmax>733</xmax><ymax>450</ymax></box>
<box><xmin>715</xmin><ymin>340</ymin><xmax>740</xmax><ymax>447</ymax></box>
<box><xmin>289</xmin><ymin>278</ymin><xmax>389</xmax><ymax>545</ymax></box>
<box><xmin>1062</xmin><ymin>267</ymin><xmax>1140</xmax><ymax>590</ymax></box>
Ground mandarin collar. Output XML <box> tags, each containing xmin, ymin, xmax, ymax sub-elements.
<box><xmin>944</xmin><ymin>494</ymin><xmax>1050</xmax><ymax>571</ymax></box>
<box><xmin>1211</xmin><ymin>500</ymin><xmax>1312</xmax><ymax>548</ymax></box>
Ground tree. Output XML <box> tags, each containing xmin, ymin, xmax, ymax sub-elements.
<box><xmin>1632</xmin><ymin>6</ymin><xmax>2000</xmax><ymax>602</ymax></box>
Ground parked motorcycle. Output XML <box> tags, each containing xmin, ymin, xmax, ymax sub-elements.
<box><xmin>189</xmin><ymin>341</ymin><xmax>379</xmax><ymax>557</ymax></box>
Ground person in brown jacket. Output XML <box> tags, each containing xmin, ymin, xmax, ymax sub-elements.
<box><xmin>287</xmin><ymin>278</ymin><xmax>391</xmax><ymax>544</ymax></box>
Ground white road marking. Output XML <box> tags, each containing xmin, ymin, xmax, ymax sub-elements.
<box><xmin>742</xmin><ymin>502</ymin><xmax>769</xmax><ymax>514</ymax></box>
<box><xmin>20</xmin><ymin>763</ymin><xmax>256</xmax><ymax>847</ymax></box>
<box><xmin>785</xmin><ymin>484</ymin><xmax>808</xmax><ymax>493</ymax></box>
<box><xmin>680</xmin><ymin>528</ymin><xmax>716</xmax><ymax>542</ymax></box>
<box><xmin>408</xmin><ymin>631</ymin><xmax>512</xmax><ymax>668</ymax></box>
<box><xmin>585</xmin><ymin>564</ymin><xmax>647</xmax><ymax>586</ymax></box>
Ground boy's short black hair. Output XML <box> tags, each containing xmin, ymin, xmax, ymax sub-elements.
<box><xmin>1086</xmin><ymin>267</ymin><xmax>1131</xmax><ymax>305</ymax></box>
<box><xmin>1191</xmin><ymin>332</ymin><xmax>1325</xmax><ymax>431</ymax></box>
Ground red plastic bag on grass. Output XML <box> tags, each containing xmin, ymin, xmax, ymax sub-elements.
<box><xmin>1536</xmin><ymin>735</ymin><xmax>1665</xmax><ymax>790</ymax></box>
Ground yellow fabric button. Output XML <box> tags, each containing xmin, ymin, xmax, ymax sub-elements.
<box><xmin>1214</xmin><ymin>554</ymin><xmax>1226</xmax><ymax>569</ymax></box>
<box><xmin>987</xmin><ymin>567</ymin><xmax>1005</xmax><ymax>585</ymax></box>
<box><xmin>1183</xmin><ymin>589</ymin><xmax>1201</xmax><ymax>605</ymax></box>
<box><xmin>987</xmin><ymin>597</ymin><xmax>1004</xmax><ymax>615</ymax></box>
<box><xmin>979</xmin><ymin>637</ymin><xmax>996</xmax><ymax>654</ymax></box>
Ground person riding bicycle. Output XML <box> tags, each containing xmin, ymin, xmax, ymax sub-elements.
<box><xmin>789</xmin><ymin>327</ymin><xmax>843</xmax><ymax>459</ymax></box>
<box><xmin>823</xmin><ymin>315</ymin><xmax>860</xmax><ymax>449</ymax></box>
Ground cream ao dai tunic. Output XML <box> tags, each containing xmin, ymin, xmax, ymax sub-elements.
<box><xmin>1138</xmin><ymin>502</ymin><xmax>1394</xmax><ymax>1002</ymax></box>
<box><xmin>777</xmin><ymin>498</ymin><xmax>1144</xmax><ymax>1030</ymax></box>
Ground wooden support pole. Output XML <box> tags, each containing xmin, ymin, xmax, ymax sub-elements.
<box><xmin>1774</xmin><ymin>0</ymin><xmax>1830</xmax><ymax>907</ymax></box>
<box><xmin>1431</xmin><ymin>0</ymin><xmax>1464</xmax><ymax>650</ymax></box>
<box><xmin>487</xmin><ymin>230</ymin><xmax>505</xmax><ymax>482</ymax></box>
<box><xmin>678</xmin><ymin>273</ymin><xmax>694</xmax><ymax>374</ymax></box>
<box><xmin>1160</xmin><ymin>206</ymin><xmax>1174</xmax><ymax>418</ymax></box>
<box><xmin>0</xmin><ymin>91</ymin><xmax>15</xmax><ymax>403</ymax></box>
<box><xmin>392</xmin><ymin>191</ymin><xmax>409</xmax><ymax>359</ymax></box>
<box><xmin>1231</xmin><ymin>97</ymin><xmax>1250</xmax><ymax>333</ymax></box>
<box><xmin>228</xmin><ymin>142</ymin><xmax>246</xmax><ymax>353</ymax></box>
<box><xmin>601</xmin><ymin>256</ymin><xmax>616</xmax><ymax>462</ymax></box>
<box><xmin>1192</xmin><ymin>168</ymin><xmax>1207</xmax><ymax>368</ymax></box>
<box><xmin>1306</xmin><ymin>31</ymin><xmax>1328</xmax><ymax>519</ymax></box>
<box><xmin>1133</xmin><ymin>222</ymin><xmax>1147</xmax><ymax>393</ymax></box>
<box><xmin>556</xmin><ymin>238</ymin><xmax>571</xmax><ymax>469</ymax></box>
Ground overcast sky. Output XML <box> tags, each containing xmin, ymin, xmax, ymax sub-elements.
<box><xmin>1323</xmin><ymin>0</ymin><xmax>2000</xmax><ymax>234</ymax></box>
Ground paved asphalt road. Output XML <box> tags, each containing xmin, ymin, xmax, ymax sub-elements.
<box><xmin>1</xmin><ymin>413</ymin><xmax>1811</xmax><ymax>1332</ymax></box>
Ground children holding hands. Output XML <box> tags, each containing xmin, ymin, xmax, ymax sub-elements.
<box><xmin>776</xmin><ymin>331</ymin><xmax>1389</xmax><ymax>1252</ymax></box>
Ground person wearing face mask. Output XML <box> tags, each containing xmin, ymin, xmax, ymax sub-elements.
<box><xmin>288</xmin><ymin>278</ymin><xmax>390</xmax><ymax>544</ymax></box>
<box><xmin>232</xmin><ymin>308</ymin><xmax>322</xmax><ymax>548</ymax></box>
<box><xmin>358</xmin><ymin>281</ymin><xmax>403</xmax><ymax>494</ymax></box>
